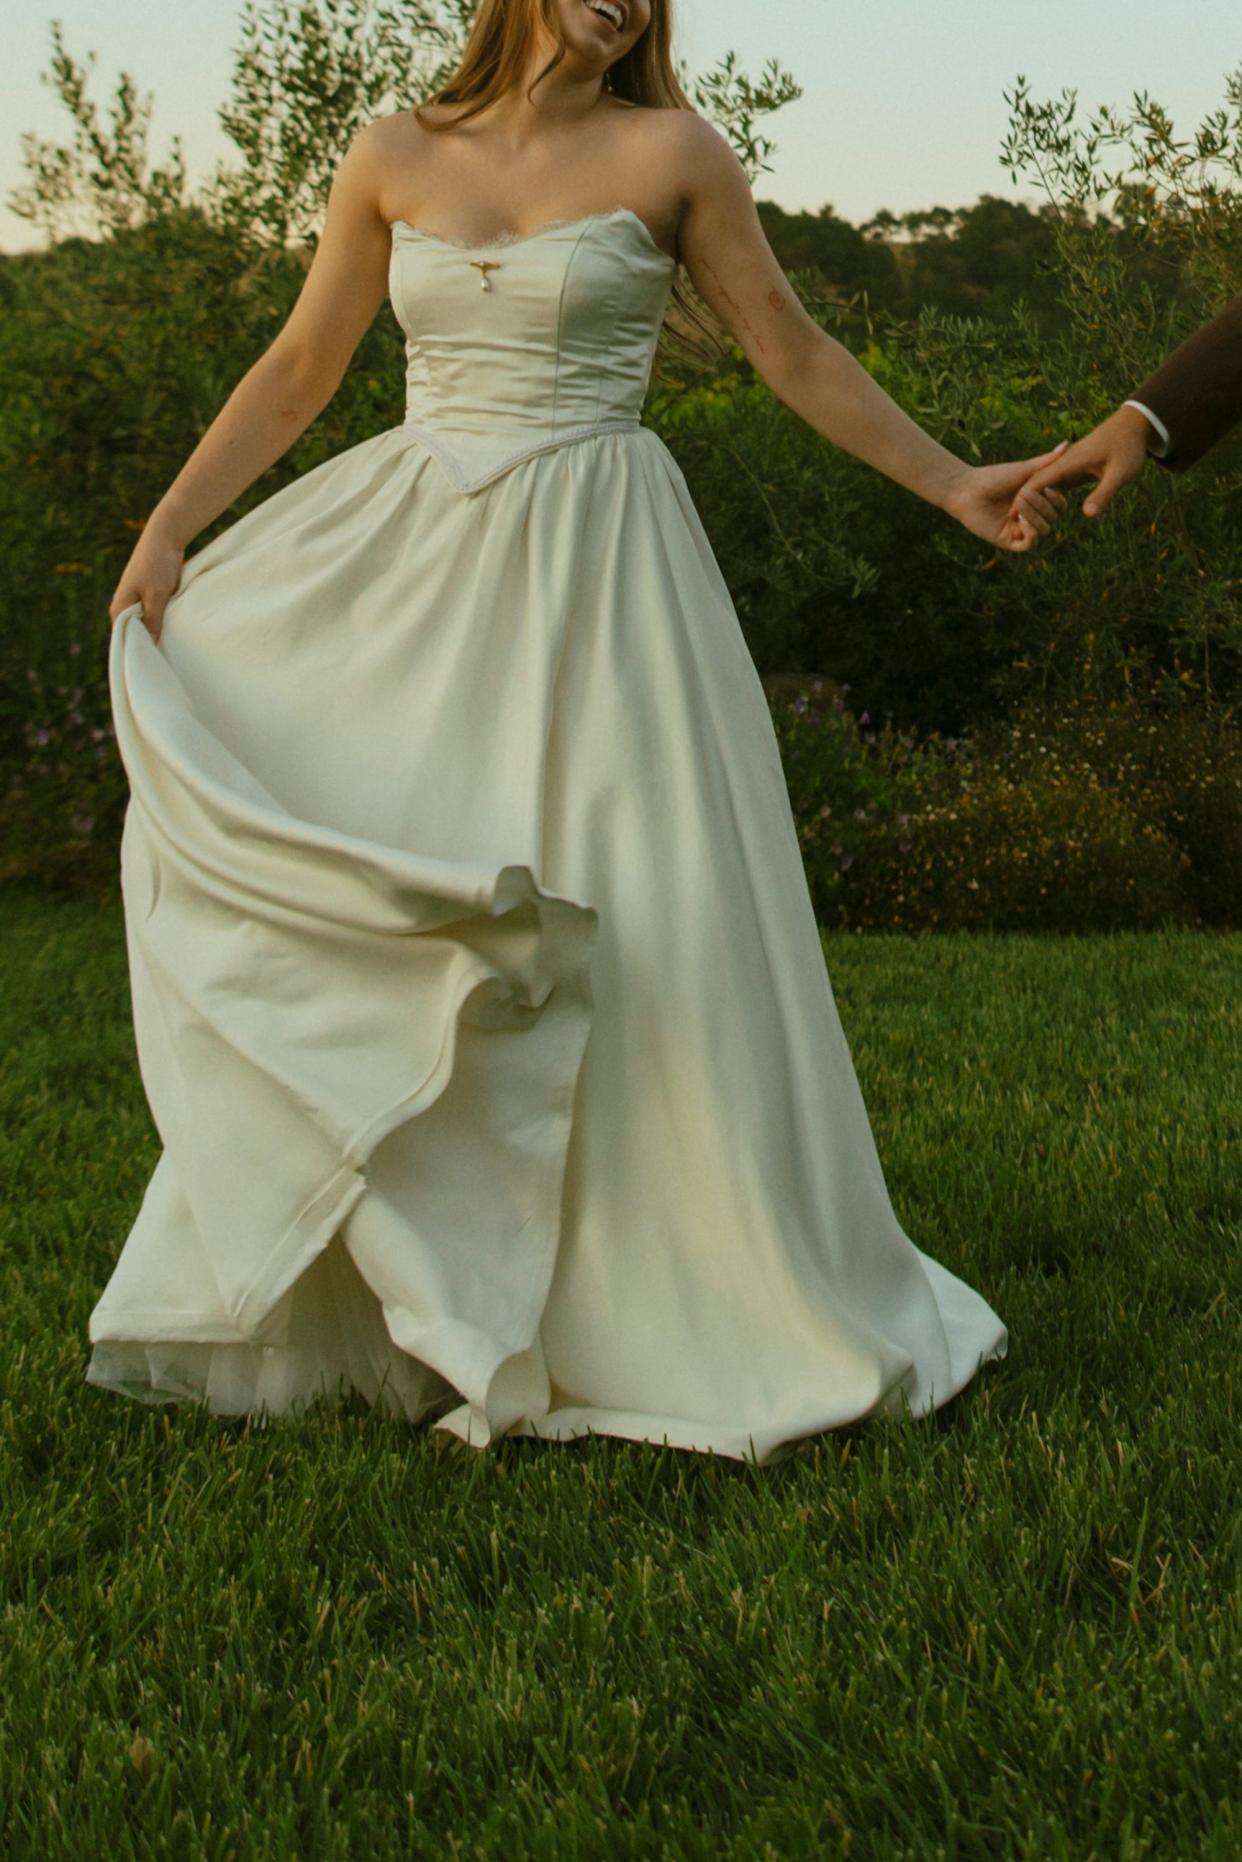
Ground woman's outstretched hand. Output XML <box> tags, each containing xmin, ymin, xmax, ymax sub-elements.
<box><xmin>108</xmin><ymin>520</ymin><xmax>187</xmax><ymax>645</ymax></box>
<box><xmin>940</xmin><ymin>442</ymin><xmax>1071</xmax><ymax>553</ymax></box>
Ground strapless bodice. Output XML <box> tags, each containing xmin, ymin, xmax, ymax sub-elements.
<box><xmin>387</xmin><ymin>207</ymin><xmax>677</xmax><ymax>492</ymax></box>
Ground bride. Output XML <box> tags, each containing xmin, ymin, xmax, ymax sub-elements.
<box><xmin>90</xmin><ymin>0</ymin><xmax>1063</xmax><ymax>1466</ymax></box>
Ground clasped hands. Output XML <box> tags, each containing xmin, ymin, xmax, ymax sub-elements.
<box><xmin>941</xmin><ymin>403</ymin><xmax>1155</xmax><ymax>554</ymax></box>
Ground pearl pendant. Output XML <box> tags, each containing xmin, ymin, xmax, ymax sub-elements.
<box><xmin>469</xmin><ymin>259</ymin><xmax>502</xmax><ymax>292</ymax></box>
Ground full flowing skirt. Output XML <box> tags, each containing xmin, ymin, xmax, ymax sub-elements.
<box><xmin>88</xmin><ymin>422</ymin><xmax>1007</xmax><ymax>1465</ymax></box>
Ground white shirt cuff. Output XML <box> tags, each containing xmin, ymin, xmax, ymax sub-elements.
<box><xmin>1124</xmin><ymin>400</ymin><xmax>1172</xmax><ymax>459</ymax></box>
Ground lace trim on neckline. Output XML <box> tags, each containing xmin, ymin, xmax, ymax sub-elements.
<box><xmin>388</xmin><ymin>204</ymin><xmax>675</xmax><ymax>264</ymax></box>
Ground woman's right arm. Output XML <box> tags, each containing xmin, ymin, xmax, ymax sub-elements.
<box><xmin>666</xmin><ymin>114</ymin><xmax>1065</xmax><ymax>553</ymax></box>
<box><xmin>110</xmin><ymin>117</ymin><xmax>399</xmax><ymax>639</ymax></box>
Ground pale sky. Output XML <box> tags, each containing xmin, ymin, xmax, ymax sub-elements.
<box><xmin>4</xmin><ymin>1</ymin><xmax>1239</xmax><ymax>251</ymax></box>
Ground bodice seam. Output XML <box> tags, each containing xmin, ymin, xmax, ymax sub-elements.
<box><xmin>550</xmin><ymin>220</ymin><xmax>598</xmax><ymax>439</ymax></box>
<box><xmin>401</xmin><ymin>416</ymin><xmax>643</xmax><ymax>494</ymax></box>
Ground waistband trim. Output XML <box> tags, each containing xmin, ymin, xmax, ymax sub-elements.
<box><xmin>399</xmin><ymin>415</ymin><xmax>642</xmax><ymax>494</ymax></box>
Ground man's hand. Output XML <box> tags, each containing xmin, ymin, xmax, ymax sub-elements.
<box><xmin>1010</xmin><ymin>404</ymin><xmax>1154</xmax><ymax>525</ymax></box>
<box><xmin>940</xmin><ymin>442</ymin><xmax>1070</xmax><ymax>553</ymax></box>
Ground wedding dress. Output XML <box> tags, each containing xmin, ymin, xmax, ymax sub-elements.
<box><xmin>87</xmin><ymin>205</ymin><xmax>1007</xmax><ymax>1465</ymax></box>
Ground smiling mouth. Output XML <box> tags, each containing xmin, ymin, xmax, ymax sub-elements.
<box><xmin>584</xmin><ymin>0</ymin><xmax>625</xmax><ymax>31</ymax></box>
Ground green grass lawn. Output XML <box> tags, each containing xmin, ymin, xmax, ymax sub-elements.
<box><xmin>2</xmin><ymin>888</ymin><xmax>1239</xmax><ymax>1859</ymax></box>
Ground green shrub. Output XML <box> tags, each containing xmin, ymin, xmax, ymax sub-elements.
<box><xmin>651</xmin><ymin>69</ymin><xmax>1242</xmax><ymax>734</ymax></box>
<box><xmin>649</xmin><ymin>305</ymin><xmax>1242</xmax><ymax>738</ymax></box>
<box><xmin>769</xmin><ymin>686</ymin><xmax>1239</xmax><ymax>932</ymax></box>
<box><xmin>969</xmin><ymin>696</ymin><xmax>1242</xmax><ymax>926</ymax></box>
<box><xmin>1</xmin><ymin>638</ymin><xmax>125</xmax><ymax>898</ymax></box>
<box><xmin>843</xmin><ymin>765</ymin><xmax>1188</xmax><ymax>935</ymax></box>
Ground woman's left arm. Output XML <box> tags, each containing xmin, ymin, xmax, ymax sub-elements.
<box><xmin>670</xmin><ymin>116</ymin><xmax>1065</xmax><ymax>553</ymax></box>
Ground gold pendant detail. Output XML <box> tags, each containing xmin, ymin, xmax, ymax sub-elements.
<box><xmin>469</xmin><ymin>259</ymin><xmax>502</xmax><ymax>292</ymax></box>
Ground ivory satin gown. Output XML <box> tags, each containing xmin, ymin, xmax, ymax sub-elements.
<box><xmin>88</xmin><ymin>205</ymin><xmax>1008</xmax><ymax>1465</ymax></box>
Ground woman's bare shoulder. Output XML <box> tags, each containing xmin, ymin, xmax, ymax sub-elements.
<box><xmin>657</xmin><ymin>109</ymin><xmax>749</xmax><ymax>198</ymax></box>
<box><xmin>347</xmin><ymin>104</ymin><xmax>458</xmax><ymax>189</ymax></box>
<box><xmin>614</xmin><ymin>101</ymin><xmax>705</xmax><ymax>135</ymax></box>
<box><xmin>609</xmin><ymin>102</ymin><xmax>712</xmax><ymax>163</ymax></box>
<box><xmin>611</xmin><ymin>105</ymin><xmax>735</xmax><ymax>210</ymax></box>
<box><xmin>361</xmin><ymin>104</ymin><xmax>444</xmax><ymax>145</ymax></box>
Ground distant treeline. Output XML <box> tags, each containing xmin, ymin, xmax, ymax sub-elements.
<box><xmin>755</xmin><ymin>192</ymin><xmax>1189</xmax><ymax>331</ymax></box>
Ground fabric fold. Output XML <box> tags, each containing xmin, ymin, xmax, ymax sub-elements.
<box><xmin>89</xmin><ymin>609</ymin><xmax>598</xmax><ymax>1444</ymax></box>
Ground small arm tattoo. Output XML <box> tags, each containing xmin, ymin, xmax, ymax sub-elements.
<box><xmin>696</xmin><ymin>252</ymin><xmax>767</xmax><ymax>355</ymax></box>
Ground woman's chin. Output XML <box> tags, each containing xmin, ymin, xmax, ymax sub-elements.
<box><xmin>571</xmin><ymin>4</ymin><xmax>625</xmax><ymax>54</ymax></box>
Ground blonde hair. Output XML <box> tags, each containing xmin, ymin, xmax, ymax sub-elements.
<box><xmin>415</xmin><ymin>0</ymin><xmax>722</xmax><ymax>358</ymax></box>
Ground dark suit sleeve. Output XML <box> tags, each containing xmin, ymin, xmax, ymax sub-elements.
<box><xmin>1130</xmin><ymin>290</ymin><xmax>1242</xmax><ymax>471</ymax></box>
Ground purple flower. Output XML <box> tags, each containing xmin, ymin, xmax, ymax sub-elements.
<box><xmin>860</xmin><ymin>711</ymin><xmax>870</xmax><ymax>725</ymax></box>
<box><xmin>31</xmin><ymin>727</ymin><xmax>51</xmax><ymax>747</ymax></box>
<box><xmin>839</xmin><ymin>853</ymin><xmax>855</xmax><ymax>871</ymax></box>
<box><xmin>70</xmin><ymin>814</ymin><xmax>95</xmax><ymax>835</ymax></box>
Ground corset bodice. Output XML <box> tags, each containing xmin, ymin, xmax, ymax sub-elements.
<box><xmin>387</xmin><ymin>206</ymin><xmax>678</xmax><ymax>491</ymax></box>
